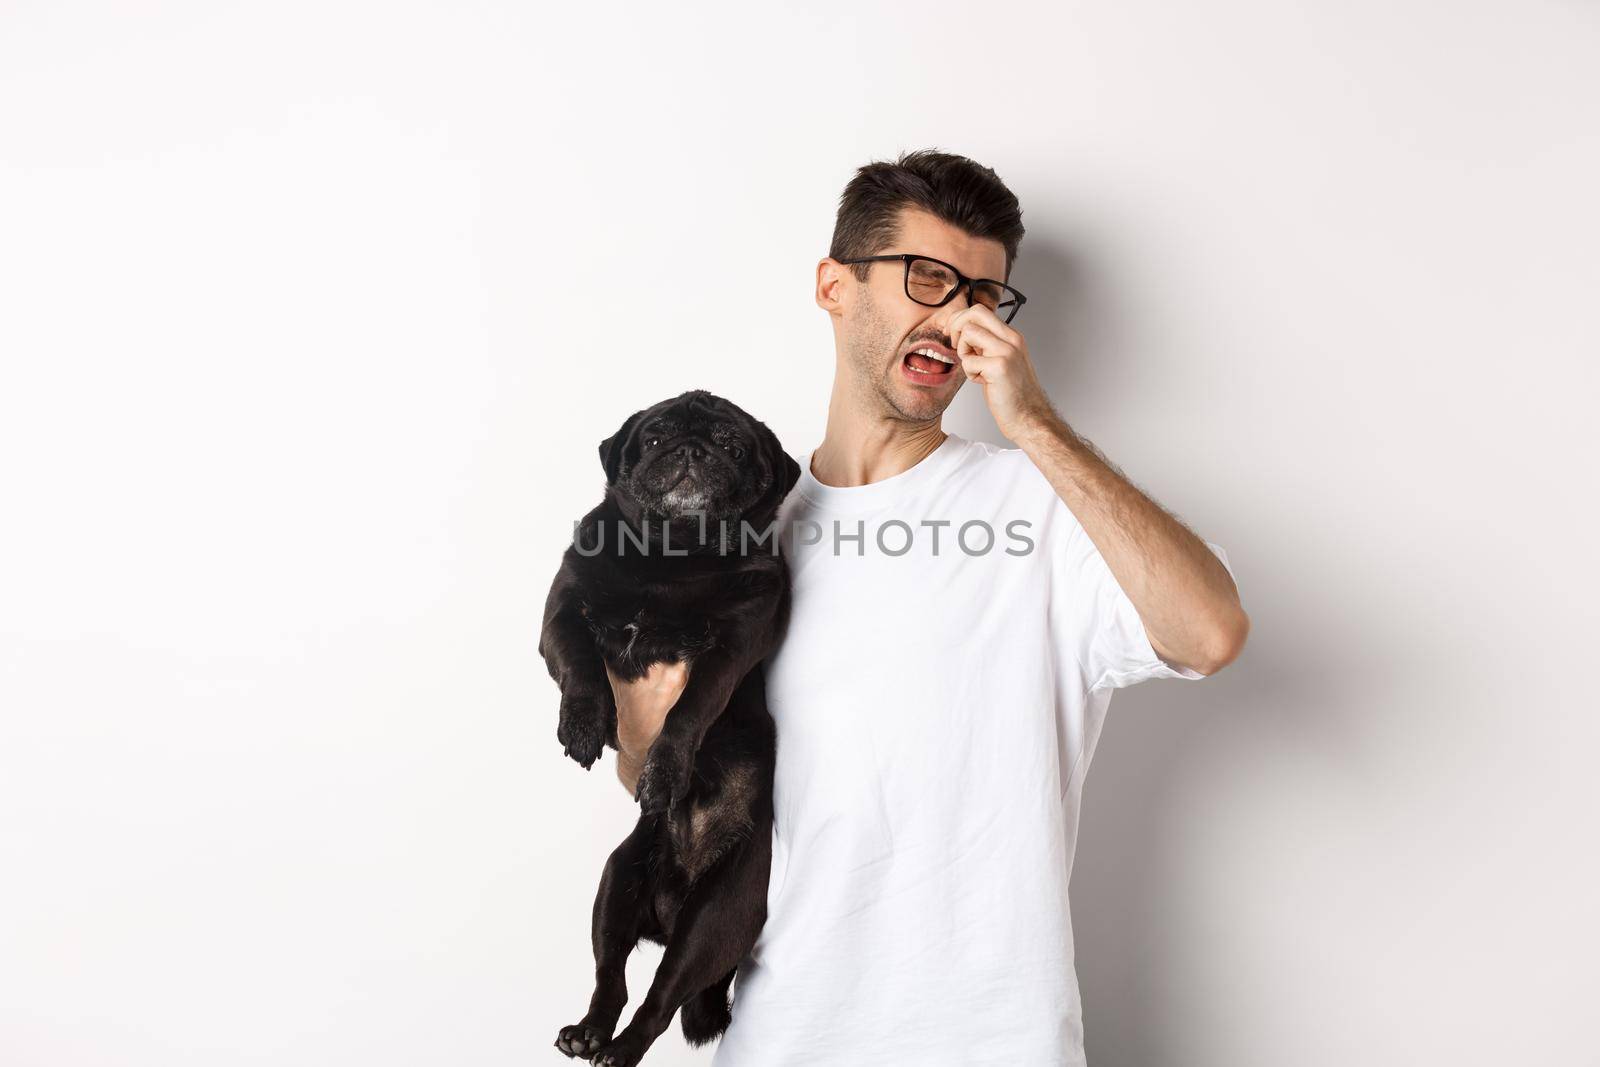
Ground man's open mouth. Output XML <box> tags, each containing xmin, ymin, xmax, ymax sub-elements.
<box><xmin>904</xmin><ymin>345</ymin><xmax>956</xmax><ymax>376</ymax></box>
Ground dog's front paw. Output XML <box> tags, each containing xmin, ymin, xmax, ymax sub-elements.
<box><xmin>592</xmin><ymin>1027</ymin><xmax>650</xmax><ymax>1067</ymax></box>
<box><xmin>554</xmin><ymin>1020</ymin><xmax>610</xmax><ymax>1059</ymax></box>
<box><xmin>557</xmin><ymin>687</ymin><xmax>610</xmax><ymax>770</ymax></box>
<box><xmin>634</xmin><ymin>741</ymin><xmax>692</xmax><ymax>815</ymax></box>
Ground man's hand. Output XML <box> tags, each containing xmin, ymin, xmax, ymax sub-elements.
<box><xmin>947</xmin><ymin>304</ymin><xmax>1058</xmax><ymax>442</ymax></box>
<box><xmin>606</xmin><ymin>661</ymin><xmax>690</xmax><ymax>798</ymax></box>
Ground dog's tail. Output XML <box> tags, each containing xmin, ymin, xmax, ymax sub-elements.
<box><xmin>680</xmin><ymin>967</ymin><xmax>738</xmax><ymax>1046</ymax></box>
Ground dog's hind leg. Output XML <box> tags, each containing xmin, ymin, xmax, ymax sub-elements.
<box><xmin>554</xmin><ymin>818</ymin><xmax>656</xmax><ymax>1060</ymax></box>
<box><xmin>589</xmin><ymin>824</ymin><xmax>771</xmax><ymax>1066</ymax></box>
<box><xmin>679</xmin><ymin>966</ymin><xmax>736</xmax><ymax>1047</ymax></box>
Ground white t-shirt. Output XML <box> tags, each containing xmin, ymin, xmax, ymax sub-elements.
<box><xmin>709</xmin><ymin>431</ymin><xmax>1236</xmax><ymax>1067</ymax></box>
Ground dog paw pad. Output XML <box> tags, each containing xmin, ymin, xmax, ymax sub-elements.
<box><xmin>554</xmin><ymin>1023</ymin><xmax>608</xmax><ymax>1059</ymax></box>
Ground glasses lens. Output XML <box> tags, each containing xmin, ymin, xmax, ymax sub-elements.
<box><xmin>906</xmin><ymin>258</ymin><xmax>1023</xmax><ymax>322</ymax></box>
<box><xmin>971</xmin><ymin>280</ymin><xmax>1007</xmax><ymax>314</ymax></box>
<box><xmin>906</xmin><ymin>257</ymin><xmax>958</xmax><ymax>306</ymax></box>
<box><xmin>973</xmin><ymin>280</ymin><xmax>1024</xmax><ymax>322</ymax></box>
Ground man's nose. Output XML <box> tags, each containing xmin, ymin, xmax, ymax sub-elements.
<box><xmin>930</xmin><ymin>285</ymin><xmax>974</xmax><ymax>329</ymax></box>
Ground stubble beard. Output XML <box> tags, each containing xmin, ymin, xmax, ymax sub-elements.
<box><xmin>845</xmin><ymin>289</ymin><xmax>957</xmax><ymax>425</ymax></box>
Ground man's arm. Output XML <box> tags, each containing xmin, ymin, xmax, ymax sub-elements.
<box><xmin>606</xmin><ymin>661</ymin><xmax>688</xmax><ymax>797</ymax></box>
<box><xmin>1012</xmin><ymin>411</ymin><xmax>1249</xmax><ymax>676</ymax></box>
<box><xmin>938</xmin><ymin>301</ymin><xmax>1248</xmax><ymax>676</ymax></box>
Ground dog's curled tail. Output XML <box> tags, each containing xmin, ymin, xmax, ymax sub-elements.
<box><xmin>680</xmin><ymin>967</ymin><xmax>738</xmax><ymax>1046</ymax></box>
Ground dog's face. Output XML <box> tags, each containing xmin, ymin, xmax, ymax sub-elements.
<box><xmin>598</xmin><ymin>390</ymin><xmax>802</xmax><ymax>525</ymax></box>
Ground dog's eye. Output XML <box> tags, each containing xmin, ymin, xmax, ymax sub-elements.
<box><xmin>722</xmin><ymin>443</ymin><xmax>745</xmax><ymax>460</ymax></box>
<box><xmin>645</xmin><ymin>437</ymin><xmax>660</xmax><ymax>449</ymax></box>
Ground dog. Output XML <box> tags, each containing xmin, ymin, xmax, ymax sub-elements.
<box><xmin>539</xmin><ymin>389</ymin><xmax>800</xmax><ymax>1065</ymax></box>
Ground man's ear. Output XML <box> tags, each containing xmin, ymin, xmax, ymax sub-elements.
<box><xmin>598</xmin><ymin>409</ymin><xmax>645</xmax><ymax>484</ymax></box>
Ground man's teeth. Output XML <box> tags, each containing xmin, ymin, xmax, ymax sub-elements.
<box><xmin>912</xmin><ymin>347</ymin><xmax>954</xmax><ymax>364</ymax></box>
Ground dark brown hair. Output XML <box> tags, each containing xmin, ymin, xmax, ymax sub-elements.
<box><xmin>829</xmin><ymin>148</ymin><xmax>1025</xmax><ymax>284</ymax></box>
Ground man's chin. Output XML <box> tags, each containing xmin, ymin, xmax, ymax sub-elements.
<box><xmin>888</xmin><ymin>369</ymin><xmax>959</xmax><ymax>415</ymax></box>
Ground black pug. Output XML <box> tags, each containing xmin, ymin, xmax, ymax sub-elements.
<box><xmin>539</xmin><ymin>389</ymin><xmax>800</xmax><ymax>1066</ymax></box>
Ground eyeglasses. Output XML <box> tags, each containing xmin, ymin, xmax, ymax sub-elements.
<box><xmin>838</xmin><ymin>253</ymin><xmax>1027</xmax><ymax>324</ymax></box>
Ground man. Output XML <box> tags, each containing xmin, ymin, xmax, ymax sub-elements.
<box><xmin>609</xmin><ymin>149</ymin><xmax>1248</xmax><ymax>1065</ymax></box>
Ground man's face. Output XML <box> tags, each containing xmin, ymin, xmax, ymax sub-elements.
<box><xmin>829</xmin><ymin>206</ymin><xmax>1010</xmax><ymax>424</ymax></box>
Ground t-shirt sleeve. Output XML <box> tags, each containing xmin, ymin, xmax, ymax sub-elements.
<box><xmin>1056</xmin><ymin>516</ymin><xmax>1238</xmax><ymax>691</ymax></box>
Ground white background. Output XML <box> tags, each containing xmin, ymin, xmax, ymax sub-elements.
<box><xmin>2</xmin><ymin>2</ymin><xmax>1596</xmax><ymax>1064</ymax></box>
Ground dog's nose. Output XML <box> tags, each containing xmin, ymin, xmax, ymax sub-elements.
<box><xmin>670</xmin><ymin>440</ymin><xmax>707</xmax><ymax>461</ymax></box>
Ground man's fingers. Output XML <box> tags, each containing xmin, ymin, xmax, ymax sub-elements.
<box><xmin>949</xmin><ymin>305</ymin><xmax>1021</xmax><ymax>357</ymax></box>
<box><xmin>954</xmin><ymin>320</ymin><xmax>1009</xmax><ymax>361</ymax></box>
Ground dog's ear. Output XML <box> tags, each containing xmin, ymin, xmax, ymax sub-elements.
<box><xmin>778</xmin><ymin>447</ymin><xmax>802</xmax><ymax>497</ymax></box>
<box><xmin>763</xmin><ymin>429</ymin><xmax>802</xmax><ymax>500</ymax></box>
<box><xmin>598</xmin><ymin>409</ymin><xmax>646</xmax><ymax>485</ymax></box>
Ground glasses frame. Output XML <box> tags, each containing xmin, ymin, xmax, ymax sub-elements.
<box><xmin>838</xmin><ymin>253</ymin><xmax>1027</xmax><ymax>324</ymax></box>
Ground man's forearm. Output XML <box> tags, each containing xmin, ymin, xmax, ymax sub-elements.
<box><xmin>607</xmin><ymin>660</ymin><xmax>688</xmax><ymax>799</ymax></box>
<box><xmin>1012</xmin><ymin>411</ymin><xmax>1248</xmax><ymax>675</ymax></box>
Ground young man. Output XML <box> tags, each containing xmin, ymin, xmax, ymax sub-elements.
<box><xmin>611</xmin><ymin>149</ymin><xmax>1248</xmax><ymax>1064</ymax></box>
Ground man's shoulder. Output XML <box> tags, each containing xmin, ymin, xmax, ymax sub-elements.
<box><xmin>948</xmin><ymin>436</ymin><xmax>1056</xmax><ymax>498</ymax></box>
<box><xmin>958</xmin><ymin>436</ymin><xmax>1037</xmax><ymax>468</ymax></box>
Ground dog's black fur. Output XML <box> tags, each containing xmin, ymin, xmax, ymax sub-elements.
<box><xmin>539</xmin><ymin>390</ymin><xmax>800</xmax><ymax>1066</ymax></box>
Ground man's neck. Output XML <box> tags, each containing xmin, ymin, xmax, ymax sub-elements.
<box><xmin>810</xmin><ymin>406</ymin><xmax>948</xmax><ymax>490</ymax></box>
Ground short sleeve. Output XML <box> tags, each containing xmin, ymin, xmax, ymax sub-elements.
<box><xmin>1056</xmin><ymin>517</ymin><xmax>1238</xmax><ymax>692</ymax></box>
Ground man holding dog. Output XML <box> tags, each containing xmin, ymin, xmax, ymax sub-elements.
<box><xmin>611</xmin><ymin>148</ymin><xmax>1248</xmax><ymax>1066</ymax></box>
